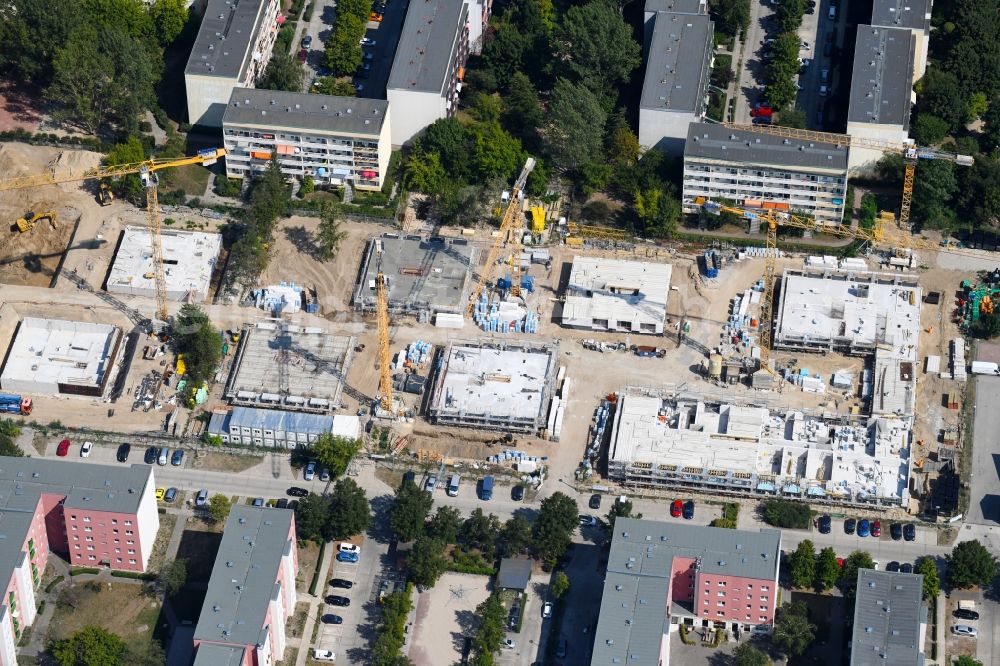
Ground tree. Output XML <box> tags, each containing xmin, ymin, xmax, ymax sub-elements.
<box><xmin>472</xmin><ymin>593</ymin><xmax>507</xmax><ymax>660</ymax></box>
<box><xmin>918</xmin><ymin>69</ymin><xmax>967</xmax><ymax>132</ymax></box>
<box><xmin>760</xmin><ymin>499</ymin><xmax>811</xmax><ymax>529</ymax></box>
<box><xmin>469</xmin><ymin>92</ymin><xmax>502</xmax><ymax>123</ymax></box>
<box><xmin>983</xmin><ymin>97</ymin><xmax>1000</xmax><ymax>151</ymax></box>
<box><xmin>916</xmin><ymin>556</ymin><xmax>940</xmax><ymax>600</ymax></box>
<box><xmin>161</xmin><ymin>559</ymin><xmax>187</xmax><ymax>597</ymax></box>
<box><xmin>733</xmin><ymin>643</ymin><xmax>771</xmax><ymax>666</ymax></box>
<box><xmin>259</xmin><ymin>53</ymin><xmax>304</xmax><ymax>92</ymax></box>
<box><xmin>533</xmin><ymin>492</ymin><xmax>579</xmax><ymax>562</ymax></box>
<box><xmin>778</xmin><ymin>107</ymin><xmax>807</xmax><ymax>129</ymax></box>
<box><xmin>174</xmin><ymin>303</ymin><xmax>222</xmax><ymax>405</ymax></box>
<box><xmin>787</xmin><ymin>539</ymin><xmax>816</xmax><ymax>588</ymax></box>
<box><xmin>913</xmin><ymin>113</ymin><xmax>952</xmax><ymax>145</ymax></box>
<box><xmin>150</xmin><ymin>0</ymin><xmax>188</xmax><ymax>45</ymax></box>
<box><xmin>840</xmin><ymin>550</ymin><xmax>875</xmax><ymax>596</ymax></box>
<box><xmin>471</xmin><ymin>121</ymin><xmax>524</xmax><ymax>182</ymax></box>
<box><xmin>389</xmin><ymin>481</ymin><xmax>433</xmax><ymax>542</ymax></box>
<box><xmin>207</xmin><ymin>494</ymin><xmax>232</xmax><ymax>523</ymax></box>
<box><xmin>551</xmin><ymin>571</ymin><xmax>570</xmax><ymax>599</ymax></box>
<box><xmin>461</xmin><ymin>508</ymin><xmax>501</xmax><ymax>557</ymax></box>
<box><xmin>543</xmin><ymin>78</ymin><xmax>608</xmax><ymax>171</ymax></box>
<box><xmin>407</xmin><ymin>536</ymin><xmax>448</xmax><ymax>587</ymax></box>
<box><xmin>605</xmin><ymin>115</ymin><xmax>641</xmax><ymax>167</ymax></box>
<box><xmin>501</xmin><ymin>515</ymin><xmax>533</xmax><ymax>557</ymax></box>
<box><xmin>416</xmin><ymin>118</ymin><xmax>473</xmax><ymax>180</ymax></box>
<box><xmin>502</xmin><ymin>73</ymin><xmax>544</xmax><ymax>143</ymax></box>
<box><xmin>974</xmin><ymin>312</ymin><xmax>1000</xmax><ymax>339</ymax></box>
<box><xmin>912</xmin><ymin>159</ymin><xmax>957</xmax><ymax>229</ymax></box>
<box><xmin>315</xmin><ymin>203</ymin><xmax>348</xmax><ymax>261</ymax></box>
<box><xmin>404</xmin><ymin>152</ymin><xmax>448</xmax><ymax>195</ymax></box>
<box><xmin>947</xmin><ymin>540</ymin><xmax>998</xmax><ymax>588</ymax></box>
<box><xmin>0</xmin><ymin>0</ymin><xmax>78</xmax><ymax>84</ymax></box>
<box><xmin>0</xmin><ymin>419</ymin><xmax>24</xmax><ymax>457</ymax></box>
<box><xmin>772</xmin><ymin>601</ymin><xmax>815</xmax><ymax>657</ymax></box>
<box><xmin>427</xmin><ymin>506</ymin><xmax>463</xmax><ymax>544</ymax></box>
<box><xmin>815</xmin><ymin>547</ymin><xmax>840</xmax><ymax>592</ymax></box>
<box><xmin>310</xmin><ymin>434</ymin><xmax>361</xmax><ymax>478</ymax></box>
<box><xmin>955</xmin><ymin>656</ymin><xmax>984</xmax><ymax>666</ymax></box>
<box><xmin>606</xmin><ymin>498</ymin><xmax>642</xmax><ymax>531</ymax></box>
<box><xmin>709</xmin><ymin>0</ymin><xmax>751</xmax><ymax>37</ymax></box>
<box><xmin>124</xmin><ymin>641</ymin><xmax>166</xmax><ymax>666</ymax></box>
<box><xmin>322</xmin><ymin>13</ymin><xmax>365</xmax><ymax>76</ymax></box>
<box><xmin>554</xmin><ymin>0</ymin><xmax>640</xmax><ymax>107</ymax></box>
<box><xmin>295</xmin><ymin>493</ymin><xmax>331</xmax><ymax>542</ymax></box>
<box><xmin>633</xmin><ymin>187</ymin><xmax>680</xmax><ymax>238</ymax></box>
<box><xmin>104</xmin><ymin>137</ymin><xmax>147</xmax><ymax>203</ymax></box>
<box><xmin>312</xmin><ymin>77</ymin><xmax>357</xmax><ymax>96</ymax></box>
<box><xmin>51</xmin><ymin>626</ymin><xmax>126</xmax><ymax>666</ymax></box>
<box><xmin>326</xmin><ymin>478</ymin><xmax>370</xmax><ymax>540</ymax></box>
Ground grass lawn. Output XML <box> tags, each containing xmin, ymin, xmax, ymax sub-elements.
<box><xmin>49</xmin><ymin>581</ymin><xmax>160</xmax><ymax>654</ymax></box>
<box><xmin>296</xmin><ymin>541</ymin><xmax>322</xmax><ymax>592</ymax></box>
<box><xmin>146</xmin><ymin>513</ymin><xmax>177</xmax><ymax>573</ymax></box>
<box><xmin>196</xmin><ymin>451</ymin><xmax>264</xmax><ymax>474</ymax></box>
<box><xmin>286</xmin><ymin>601</ymin><xmax>310</xmax><ymax>639</ymax></box>
<box><xmin>161</xmin><ymin>163</ymin><xmax>210</xmax><ymax>198</ymax></box>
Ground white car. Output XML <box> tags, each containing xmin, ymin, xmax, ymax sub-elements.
<box><xmin>339</xmin><ymin>543</ymin><xmax>361</xmax><ymax>554</ymax></box>
<box><xmin>80</xmin><ymin>441</ymin><xmax>93</xmax><ymax>457</ymax></box>
<box><xmin>313</xmin><ymin>649</ymin><xmax>336</xmax><ymax>662</ymax></box>
<box><xmin>503</xmin><ymin>638</ymin><xmax>516</xmax><ymax>650</ymax></box>
<box><xmin>542</xmin><ymin>602</ymin><xmax>553</xmax><ymax>619</ymax></box>
<box><xmin>360</xmin><ymin>37</ymin><xmax>376</xmax><ymax>46</ymax></box>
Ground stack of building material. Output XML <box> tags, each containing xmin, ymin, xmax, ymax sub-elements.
<box><xmin>951</xmin><ymin>338</ymin><xmax>967</xmax><ymax>381</ymax></box>
<box><xmin>925</xmin><ymin>355</ymin><xmax>941</xmax><ymax>374</ymax></box>
<box><xmin>839</xmin><ymin>257</ymin><xmax>867</xmax><ymax>271</ymax></box>
<box><xmin>434</xmin><ymin>313</ymin><xmax>464</xmax><ymax>329</ymax></box>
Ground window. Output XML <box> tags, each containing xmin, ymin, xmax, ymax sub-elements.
<box><xmin>760</xmin><ymin>596</ymin><xmax>768</xmax><ymax>602</ymax></box>
<box><xmin>127</xmin><ymin>540</ymin><xmax>134</xmax><ymax>546</ymax></box>
<box><xmin>70</xmin><ymin>515</ymin><xmax>76</xmax><ymax>520</ymax></box>
<box><xmin>761</xmin><ymin>586</ymin><xmax>769</xmax><ymax>591</ymax></box>
<box><xmin>129</xmin><ymin>559</ymin><xmax>137</xmax><ymax>565</ymax></box>
<box><xmin>71</xmin><ymin>525</ymin><xmax>78</xmax><ymax>531</ymax></box>
<box><xmin>128</xmin><ymin>549</ymin><xmax>135</xmax><ymax>554</ymax></box>
<box><xmin>759</xmin><ymin>616</ymin><xmax>768</xmax><ymax>622</ymax></box>
<box><xmin>115</xmin><ymin>548</ymin><xmax>121</xmax><ymax>553</ymax></box>
<box><xmin>717</xmin><ymin>592</ymin><xmax>725</xmax><ymax>597</ymax></box>
<box><xmin>74</xmin><ymin>544</ymin><xmax>80</xmax><ymax>550</ymax></box>
<box><xmin>87</xmin><ymin>546</ymin><xmax>95</xmax><ymax>551</ymax></box>
<box><xmin>88</xmin><ymin>556</ymin><xmax>96</xmax><ymax>561</ymax></box>
<box><xmin>125</xmin><ymin>531</ymin><xmax>134</xmax><ymax>536</ymax></box>
<box><xmin>717</xmin><ymin>581</ymin><xmax>726</xmax><ymax>587</ymax></box>
<box><xmin>124</xmin><ymin>521</ymin><xmax>132</xmax><ymax>526</ymax></box>
<box><xmin>717</xmin><ymin>601</ymin><xmax>725</xmax><ymax>607</ymax></box>
<box><xmin>704</xmin><ymin>600</ymin><xmax>709</xmax><ymax>606</ymax></box>
<box><xmin>704</xmin><ymin>590</ymin><xmax>709</xmax><ymax>595</ymax></box>
<box><xmin>83</xmin><ymin>517</ymin><xmax>91</xmax><ymax>523</ymax></box>
<box><xmin>716</xmin><ymin>611</ymin><xmax>725</xmax><ymax>617</ymax></box>
<box><xmin>111</xmin><ymin>519</ymin><xmax>117</xmax><ymax>525</ymax></box>
<box><xmin>86</xmin><ymin>537</ymin><xmax>93</xmax><ymax>542</ymax></box>
<box><xmin>116</xmin><ymin>558</ymin><xmax>123</xmax><ymax>563</ymax></box>
<box><xmin>84</xmin><ymin>527</ymin><xmax>92</xmax><ymax>533</ymax></box>
<box><xmin>760</xmin><ymin>606</ymin><xmax>767</xmax><ymax>611</ymax></box>
<box><xmin>73</xmin><ymin>535</ymin><xmax>79</xmax><ymax>541</ymax></box>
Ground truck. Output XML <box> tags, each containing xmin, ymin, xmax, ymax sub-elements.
<box><xmin>0</xmin><ymin>393</ymin><xmax>32</xmax><ymax>415</ymax></box>
<box><xmin>481</xmin><ymin>476</ymin><xmax>494</xmax><ymax>501</ymax></box>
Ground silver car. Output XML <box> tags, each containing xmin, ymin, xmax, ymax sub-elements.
<box><xmin>952</xmin><ymin>625</ymin><xmax>978</xmax><ymax>637</ymax></box>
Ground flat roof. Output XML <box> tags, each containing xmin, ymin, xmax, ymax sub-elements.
<box><xmin>851</xmin><ymin>570</ymin><xmax>926</xmax><ymax>666</ymax></box>
<box><xmin>644</xmin><ymin>0</ymin><xmax>706</xmax><ymax>15</ymax></box>
<box><xmin>194</xmin><ymin>505</ymin><xmax>294</xmax><ymax>647</ymax></box>
<box><xmin>387</xmin><ymin>0</ymin><xmax>467</xmax><ymax>94</ymax></box>
<box><xmin>0</xmin><ymin>457</ymin><xmax>153</xmax><ymax>515</ymax></box>
<box><xmin>848</xmin><ymin>26</ymin><xmax>915</xmax><ymax>128</ymax></box>
<box><xmin>107</xmin><ymin>226</ymin><xmax>221</xmax><ymax>301</ymax></box>
<box><xmin>592</xmin><ymin>518</ymin><xmax>780</xmax><ymax>665</ymax></box>
<box><xmin>497</xmin><ymin>558</ymin><xmax>532</xmax><ymax>589</ymax></box>
<box><xmin>563</xmin><ymin>257</ymin><xmax>672</xmax><ymax>329</ymax></box>
<box><xmin>193</xmin><ymin>644</ymin><xmax>247</xmax><ymax>666</ymax></box>
<box><xmin>211</xmin><ymin>406</ymin><xmax>335</xmax><ymax>435</ymax></box>
<box><xmin>0</xmin><ymin>510</ymin><xmax>36</xmax><ymax>606</ymax></box>
<box><xmin>640</xmin><ymin>13</ymin><xmax>713</xmax><ymax>113</ymax></box>
<box><xmin>0</xmin><ymin>317</ymin><xmax>118</xmax><ymax>394</ymax></box>
<box><xmin>223</xmin><ymin>88</ymin><xmax>388</xmax><ymax>137</ymax></box>
<box><xmin>185</xmin><ymin>0</ymin><xmax>271</xmax><ymax>80</ymax></box>
<box><xmin>225</xmin><ymin>323</ymin><xmax>355</xmax><ymax>409</ymax></box>
<box><xmin>686</xmin><ymin>122</ymin><xmax>849</xmax><ymax>172</ymax></box>
<box><xmin>354</xmin><ymin>236</ymin><xmax>475</xmax><ymax>312</ymax></box>
<box><xmin>871</xmin><ymin>0</ymin><xmax>932</xmax><ymax>31</ymax></box>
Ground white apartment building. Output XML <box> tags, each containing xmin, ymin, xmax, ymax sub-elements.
<box><xmin>386</xmin><ymin>0</ymin><xmax>469</xmax><ymax>146</ymax></box>
<box><xmin>682</xmin><ymin>122</ymin><xmax>850</xmax><ymax>225</ymax></box>
<box><xmin>184</xmin><ymin>0</ymin><xmax>281</xmax><ymax>127</ymax></box>
<box><xmin>222</xmin><ymin>89</ymin><xmax>391</xmax><ymax>190</ymax></box>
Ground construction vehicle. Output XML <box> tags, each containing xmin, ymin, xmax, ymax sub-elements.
<box><xmin>0</xmin><ymin>392</ymin><xmax>32</xmax><ymax>415</ymax></box>
<box><xmin>98</xmin><ymin>183</ymin><xmax>114</xmax><ymax>206</ymax></box>
<box><xmin>723</xmin><ymin>122</ymin><xmax>974</xmax><ymax>228</ymax></box>
<box><xmin>15</xmin><ymin>210</ymin><xmax>56</xmax><ymax>233</ymax></box>
<box><xmin>374</xmin><ymin>240</ymin><xmax>394</xmax><ymax>414</ymax></box>
<box><xmin>467</xmin><ymin>158</ymin><xmax>536</xmax><ymax>314</ymax></box>
<box><xmin>0</xmin><ymin>148</ymin><xmax>226</xmax><ymax>322</ymax></box>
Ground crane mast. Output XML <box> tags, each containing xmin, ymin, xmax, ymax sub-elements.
<box><xmin>374</xmin><ymin>242</ymin><xmax>393</xmax><ymax>414</ymax></box>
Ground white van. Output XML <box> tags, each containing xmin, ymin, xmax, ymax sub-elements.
<box><xmin>447</xmin><ymin>474</ymin><xmax>461</xmax><ymax>497</ymax></box>
<box><xmin>157</xmin><ymin>447</ymin><xmax>169</xmax><ymax>466</ymax></box>
<box><xmin>828</xmin><ymin>5</ymin><xmax>836</xmax><ymax>19</ymax></box>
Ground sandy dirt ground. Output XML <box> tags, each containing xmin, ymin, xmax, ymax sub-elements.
<box><xmin>407</xmin><ymin>572</ymin><xmax>491</xmax><ymax>666</ymax></box>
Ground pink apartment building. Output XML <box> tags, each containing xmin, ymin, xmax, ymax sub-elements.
<box><xmin>192</xmin><ymin>505</ymin><xmax>298</xmax><ymax>666</ymax></box>
<box><xmin>591</xmin><ymin>519</ymin><xmax>781</xmax><ymax>666</ymax></box>
<box><xmin>0</xmin><ymin>457</ymin><xmax>158</xmax><ymax>666</ymax></box>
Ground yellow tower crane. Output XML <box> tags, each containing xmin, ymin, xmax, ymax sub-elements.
<box><xmin>0</xmin><ymin>148</ymin><xmax>226</xmax><ymax>321</ymax></box>
<box><xmin>374</xmin><ymin>240</ymin><xmax>394</xmax><ymax>414</ymax></box>
<box><xmin>467</xmin><ymin>157</ymin><xmax>536</xmax><ymax>315</ymax></box>
<box><xmin>723</xmin><ymin>122</ymin><xmax>974</xmax><ymax>228</ymax></box>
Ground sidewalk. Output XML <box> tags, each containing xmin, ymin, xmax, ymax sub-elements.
<box><xmin>294</xmin><ymin>539</ymin><xmax>335</xmax><ymax>666</ymax></box>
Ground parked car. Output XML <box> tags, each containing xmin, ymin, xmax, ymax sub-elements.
<box><xmin>512</xmin><ymin>485</ymin><xmax>525</xmax><ymax>502</ymax></box>
<box><xmin>858</xmin><ymin>519</ymin><xmax>870</xmax><ymax>537</ymax></box>
<box><xmin>682</xmin><ymin>500</ymin><xmax>695</xmax><ymax>520</ymax></box>
<box><xmin>900</xmin><ymin>563</ymin><xmax>913</xmax><ymax>574</ymax></box>
<box><xmin>320</xmin><ymin>468</ymin><xmax>331</xmax><ymax>482</ymax></box>
<box><xmin>368</xmin><ymin>10</ymin><xmax>384</xmax><ymax>21</ymax></box>
<box><xmin>313</xmin><ymin>650</ymin><xmax>335</xmax><ymax>662</ymax></box>
<box><xmin>321</xmin><ymin>614</ymin><xmax>344</xmax><ymax>624</ymax></box>
<box><xmin>402</xmin><ymin>470</ymin><xmax>416</xmax><ymax>486</ymax></box>
<box><xmin>304</xmin><ymin>461</ymin><xmax>316</xmax><ymax>481</ymax></box>
<box><xmin>196</xmin><ymin>489</ymin><xmax>208</xmax><ymax>507</ymax></box>
<box><xmin>171</xmin><ymin>449</ymin><xmax>184</xmax><ymax>466</ymax></box>
<box><xmin>339</xmin><ymin>543</ymin><xmax>361</xmax><ymax>554</ymax></box>
<box><xmin>144</xmin><ymin>446</ymin><xmax>157</xmax><ymax>464</ymax></box>
<box><xmin>542</xmin><ymin>602</ymin><xmax>553</xmax><ymax>619</ymax></box>
<box><xmin>337</xmin><ymin>552</ymin><xmax>359</xmax><ymax>563</ymax></box>
<box><xmin>302</xmin><ymin>35</ymin><xmax>313</xmax><ymax>49</ymax></box>
<box><xmin>164</xmin><ymin>487</ymin><xmax>178</xmax><ymax>502</ymax></box>
<box><xmin>276</xmin><ymin>498</ymin><xmax>289</xmax><ymax>509</ymax></box>
<box><xmin>57</xmin><ymin>439</ymin><xmax>71</xmax><ymax>456</ymax></box>
<box><xmin>502</xmin><ymin>638</ymin><xmax>516</xmax><ymax>650</ymax></box>
<box><xmin>287</xmin><ymin>486</ymin><xmax>309</xmax><ymax>497</ymax></box>
<box><xmin>955</xmin><ymin>608</ymin><xmax>980</xmax><ymax>621</ymax></box>
<box><xmin>157</xmin><ymin>447</ymin><xmax>169</xmax><ymax>465</ymax></box>
<box><xmin>556</xmin><ymin>638</ymin><xmax>568</xmax><ymax>658</ymax></box>
<box><xmin>252</xmin><ymin>497</ymin><xmax>264</xmax><ymax>507</ymax></box>
<box><xmin>579</xmin><ymin>515</ymin><xmax>598</xmax><ymax>526</ymax></box>
<box><xmin>890</xmin><ymin>522</ymin><xmax>903</xmax><ymax>540</ymax></box>
<box><xmin>670</xmin><ymin>500</ymin><xmax>683</xmax><ymax>517</ymax></box>
<box><xmin>952</xmin><ymin>625</ymin><xmax>978</xmax><ymax>637</ymax></box>
<box><xmin>117</xmin><ymin>443</ymin><xmax>131</xmax><ymax>462</ymax></box>
<box><xmin>297</xmin><ymin>48</ymin><xmax>308</xmax><ymax>63</ymax></box>
<box><xmin>155</xmin><ymin>487</ymin><xmax>166</xmax><ymax>501</ymax></box>
<box><xmin>871</xmin><ymin>520</ymin><xmax>881</xmax><ymax>537</ymax></box>
<box><xmin>80</xmin><ymin>441</ymin><xmax>93</xmax><ymax>457</ymax></box>
<box><xmin>589</xmin><ymin>493</ymin><xmax>602</xmax><ymax>509</ymax></box>
<box><xmin>326</xmin><ymin>595</ymin><xmax>350</xmax><ymax>606</ymax></box>
<box><xmin>818</xmin><ymin>515</ymin><xmax>832</xmax><ymax>534</ymax></box>
<box><xmin>364</xmin><ymin>51</ymin><xmax>375</xmax><ymax>60</ymax></box>
<box><xmin>425</xmin><ymin>474</ymin><xmax>437</xmax><ymax>491</ymax></box>
<box><xmin>844</xmin><ymin>518</ymin><xmax>856</xmax><ymax>534</ymax></box>
<box><xmin>903</xmin><ymin>524</ymin><xmax>916</xmax><ymax>541</ymax></box>
<box><xmin>360</xmin><ymin>37</ymin><xmax>376</xmax><ymax>46</ymax></box>
<box><xmin>330</xmin><ymin>578</ymin><xmax>354</xmax><ymax>589</ymax></box>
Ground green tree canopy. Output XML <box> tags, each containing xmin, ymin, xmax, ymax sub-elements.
<box><xmin>312</xmin><ymin>77</ymin><xmax>357</xmax><ymax>96</ymax></box>
<box><xmin>389</xmin><ymin>480</ymin><xmax>433</xmax><ymax>542</ymax></box>
<box><xmin>733</xmin><ymin>643</ymin><xmax>771</xmax><ymax>666</ymax></box>
<box><xmin>501</xmin><ymin>515</ymin><xmax>533</xmax><ymax>557</ymax></box>
<box><xmin>760</xmin><ymin>499</ymin><xmax>811</xmax><ymax>529</ymax></box>
<box><xmin>472</xmin><ymin>593</ymin><xmax>507</xmax><ymax>660</ymax></box>
<box><xmin>294</xmin><ymin>492</ymin><xmax>331</xmax><ymax>542</ymax></box>
<box><xmin>259</xmin><ymin>52</ymin><xmax>304</xmax><ymax>92</ymax></box>
<box><xmin>543</xmin><ymin>78</ymin><xmax>608</xmax><ymax>171</ymax></box>
<box><xmin>322</xmin><ymin>13</ymin><xmax>365</xmax><ymax>75</ymax></box>
<box><xmin>916</xmin><ymin>556</ymin><xmax>940</xmax><ymax>600</ymax></box>
<box><xmin>104</xmin><ymin>136</ymin><xmax>147</xmax><ymax>203</ymax></box>
<box><xmin>311</xmin><ymin>434</ymin><xmax>361</xmax><ymax>478</ymax></box>
<box><xmin>407</xmin><ymin>536</ymin><xmax>448</xmax><ymax>587</ymax></box>
<box><xmin>0</xmin><ymin>420</ymin><xmax>24</xmax><ymax>457</ymax></box>
<box><xmin>150</xmin><ymin>0</ymin><xmax>189</xmax><ymax>45</ymax></box>
<box><xmin>840</xmin><ymin>550</ymin><xmax>875</xmax><ymax>597</ymax></box>
<box><xmin>788</xmin><ymin>539</ymin><xmax>816</xmax><ymax>588</ymax></box>
<box><xmin>955</xmin><ymin>656</ymin><xmax>984</xmax><ymax>666</ymax></box>
<box><xmin>551</xmin><ymin>571</ymin><xmax>570</xmax><ymax>599</ymax></box>
<box><xmin>709</xmin><ymin>0</ymin><xmax>751</xmax><ymax>37</ymax></box>
<box><xmin>533</xmin><ymin>492</ymin><xmax>579</xmax><ymax>562</ymax></box>
<box><xmin>814</xmin><ymin>547</ymin><xmax>840</xmax><ymax>592</ymax></box>
<box><xmin>161</xmin><ymin>559</ymin><xmax>187</xmax><ymax>597</ymax></box>
<box><xmin>461</xmin><ymin>508</ymin><xmax>501</xmax><ymax>557</ymax></box>
<box><xmin>51</xmin><ymin>626</ymin><xmax>127</xmax><ymax>666</ymax></box>
<box><xmin>208</xmin><ymin>494</ymin><xmax>232</xmax><ymax>523</ymax></box>
<box><xmin>772</xmin><ymin>601</ymin><xmax>815</xmax><ymax>657</ymax></box>
<box><xmin>947</xmin><ymin>540</ymin><xmax>998</xmax><ymax>588</ymax></box>
<box><xmin>427</xmin><ymin>506</ymin><xmax>463</xmax><ymax>544</ymax></box>
<box><xmin>554</xmin><ymin>0</ymin><xmax>640</xmax><ymax>107</ymax></box>
<box><xmin>606</xmin><ymin>498</ymin><xmax>642</xmax><ymax>531</ymax></box>
<box><xmin>471</xmin><ymin>121</ymin><xmax>525</xmax><ymax>182</ymax></box>
<box><xmin>326</xmin><ymin>478</ymin><xmax>370</xmax><ymax>540</ymax></box>
<box><xmin>502</xmin><ymin>72</ymin><xmax>544</xmax><ymax>145</ymax></box>
<box><xmin>912</xmin><ymin>159</ymin><xmax>957</xmax><ymax>229</ymax></box>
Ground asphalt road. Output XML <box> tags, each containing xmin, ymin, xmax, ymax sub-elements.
<box><xmin>966</xmin><ymin>376</ymin><xmax>1000</xmax><ymax>526</ymax></box>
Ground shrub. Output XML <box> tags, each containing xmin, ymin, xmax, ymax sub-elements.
<box><xmin>69</xmin><ymin>567</ymin><xmax>100</xmax><ymax>576</ymax></box>
<box><xmin>308</xmin><ymin>541</ymin><xmax>327</xmax><ymax>595</ymax></box>
<box><xmin>761</xmin><ymin>499</ymin><xmax>811</xmax><ymax>529</ymax></box>
<box><xmin>45</xmin><ymin>576</ymin><xmax>65</xmax><ymax>593</ymax></box>
<box><xmin>710</xmin><ymin>518</ymin><xmax>736</xmax><ymax>529</ymax></box>
<box><xmin>213</xmin><ymin>176</ymin><xmax>243</xmax><ymax>198</ymax></box>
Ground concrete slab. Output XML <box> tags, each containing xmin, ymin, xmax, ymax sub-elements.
<box><xmin>107</xmin><ymin>226</ymin><xmax>221</xmax><ymax>302</ymax></box>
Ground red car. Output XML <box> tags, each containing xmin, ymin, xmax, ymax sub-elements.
<box><xmin>871</xmin><ymin>520</ymin><xmax>881</xmax><ymax>537</ymax></box>
<box><xmin>56</xmin><ymin>439</ymin><xmax>71</xmax><ymax>456</ymax></box>
<box><xmin>670</xmin><ymin>500</ymin><xmax>683</xmax><ymax>518</ymax></box>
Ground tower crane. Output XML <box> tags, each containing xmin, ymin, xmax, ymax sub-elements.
<box><xmin>0</xmin><ymin>148</ymin><xmax>226</xmax><ymax>322</ymax></box>
<box><xmin>466</xmin><ymin>157</ymin><xmax>536</xmax><ymax>315</ymax></box>
<box><xmin>723</xmin><ymin>122</ymin><xmax>974</xmax><ymax>228</ymax></box>
<box><xmin>374</xmin><ymin>240</ymin><xmax>394</xmax><ymax>414</ymax></box>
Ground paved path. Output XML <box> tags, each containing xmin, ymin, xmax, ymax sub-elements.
<box><xmin>295</xmin><ymin>540</ymin><xmax>334</xmax><ymax>666</ymax></box>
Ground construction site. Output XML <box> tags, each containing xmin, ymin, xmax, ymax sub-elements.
<box><xmin>560</xmin><ymin>257</ymin><xmax>673</xmax><ymax>335</ymax></box>
<box><xmin>106</xmin><ymin>226</ymin><xmax>222</xmax><ymax>302</ymax></box>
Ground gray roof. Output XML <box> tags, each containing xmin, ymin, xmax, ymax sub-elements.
<box><xmin>0</xmin><ymin>510</ymin><xmax>34</xmax><ymax>605</ymax></box>
<box><xmin>591</xmin><ymin>519</ymin><xmax>781</xmax><ymax>666</ymax></box>
<box><xmin>194</xmin><ymin>505</ymin><xmax>295</xmax><ymax>648</ymax></box>
<box><xmin>644</xmin><ymin>0</ymin><xmax>706</xmax><ymax>14</ymax></box>
<box><xmin>223</xmin><ymin>88</ymin><xmax>388</xmax><ymax>137</ymax></box>
<box><xmin>0</xmin><ymin>457</ymin><xmax>152</xmax><ymax>514</ymax></box>
<box><xmin>193</xmin><ymin>643</ymin><xmax>247</xmax><ymax>666</ymax></box>
<box><xmin>871</xmin><ymin>0</ymin><xmax>932</xmax><ymax>32</ymax></box>
<box><xmin>851</xmin><ymin>569</ymin><xmax>926</xmax><ymax>666</ymax></box>
<box><xmin>641</xmin><ymin>13</ymin><xmax>714</xmax><ymax>113</ymax></box>
<box><xmin>209</xmin><ymin>406</ymin><xmax>336</xmax><ymax>435</ymax></box>
<box><xmin>387</xmin><ymin>0</ymin><xmax>468</xmax><ymax>94</ymax></box>
<box><xmin>497</xmin><ymin>558</ymin><xmax>532</xmax><ymax>590</ymax></box>
<box><xmin>185</xmin><ymin>0</ymin><xmax>270</xmax><ymax>80</ymax></box>
<box><xmin>847</xmin><ymin>26</ymin><xmax>915</xmax><ymax>128</ymax></box>
<box><xmin>686</xmin><ymin>122</ymin><xmax>850</xmax><ymax>172</ymax></box>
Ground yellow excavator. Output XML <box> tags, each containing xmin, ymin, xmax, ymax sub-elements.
<box><xmin>98</xmin><ymin>183</ymin><xmax>114</xmax><ymax>206</ymax></box>
<box><xmin>15</xmin><ymin>210</ymin><xmax>57</xmax><ymax>233</ymax></box>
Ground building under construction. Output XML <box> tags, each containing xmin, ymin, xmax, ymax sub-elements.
<box><xmin>106</xmin><ymin>226</ymin><xmax>222</xmax><ymax>302</ymax></box>
<box><xmin>352</xmin><ymin>235</ymin><xmax>475</xmax><ymax>317</ymax></box>
<box><xmin>427</xmin><ymin>339</ymin><xmax>559</xmax><ymax>434</ymax></box>
<box><xmin>223</xmin><ymin>322</ymin><xmax>356</xmax><ymax>413</ymax></box>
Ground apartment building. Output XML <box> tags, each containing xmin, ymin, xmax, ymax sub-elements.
<box><xmin>0</xmin><ymin>458</ymin><xmax>158</xmax><ymax>665</ymax></box>
<box><xmin>638</xmin><ymin>1</ymin><xmax>714</xmax><ymax>154</ymax></box>
<box><xmin>192</xmin><ymin>505</ymin><xmax>298</xmax><ymax>666</ymax></box>
<box><xmin>591</xmin><ymin>519</ymin><xmax>781</xmax><ymax>666</ymax></box>
<box><xmin>184</xmin><ymin>0</ymin><xmax>282</xmax><ymax>127</ymax></box>
<box><xmin>222</xmin><ymin>89</ymin><xmax>391</xmax><ymax>190</ymax></box>
<box><xmin>386</xmin><ymin>0</ymin><xmax>469</xmax><ymax>146</ymax></box>
<box><xmin>871</xmin><ymin>0</ymin><xmax>932</xmax><ymax>80</ymax></box>
<box><xmin>464</xmin><ymin>0</ymin><xmax>492</xmax><ymax>54</ymax></box>
<box><xmin>682</xmin><ymin>122</ymin><xmax>849</xmax><ymax>225</ymax></box>
<box><xmin>846</xmin><ymin>26</ymin><xmax>916</xmax><ymax>170</ymax></box>
<box><xmin>850</xmin><ymin>570</ymin><xmax>926</xmax><ymax>665</ymax></box>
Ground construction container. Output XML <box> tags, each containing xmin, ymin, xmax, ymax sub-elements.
<box><xmin>708</xmin><ymin>354</ymin><xmax>723</xmax><ymax>379</ymax></box>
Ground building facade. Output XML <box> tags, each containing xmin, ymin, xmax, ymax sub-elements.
<box><xmin>851</xmin><ymin>569</ymin><xmax>926</xmax><ymax>665</ymax></box>
<box><xmin>386</xmin><ymin>0</ymin><xmax>469</xmax><ymax>145</ymax></box>
<box><xmin>222</xmin><ymin>89</ymin><xmax>391</xmax><ymax>190</ymax></box>
<box><xmin>184</xmin><ymin>0</ymin><xmax>282</xmax><ymax>127</ymax></box>
<box><xmin>682</xmin><ymin>122</ymin><xmax>850</xmax><ymax>225</ymax></box>
<box><xmin>207</xmin><ymin>406</ymin><xmax>336</xmax><ymax>447</ymax></box>
<box><xmin>464</xmin><ymin>0</ymin><xmax>492</xmax><ymax>54</ymax></box>
<box><xmin>193</xmin><ymin>505</ymin><xmax>298</xmax><ymax>666</ymax></box>
<box><xmin>0</xmin><ymin>458</ymin><xmax>158</xmax><ymax>665</ymax></box>
<box><xmin>591</xmin><ymin>519</ymin><xmax>781</xmax><ymax>666</ymax></box>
